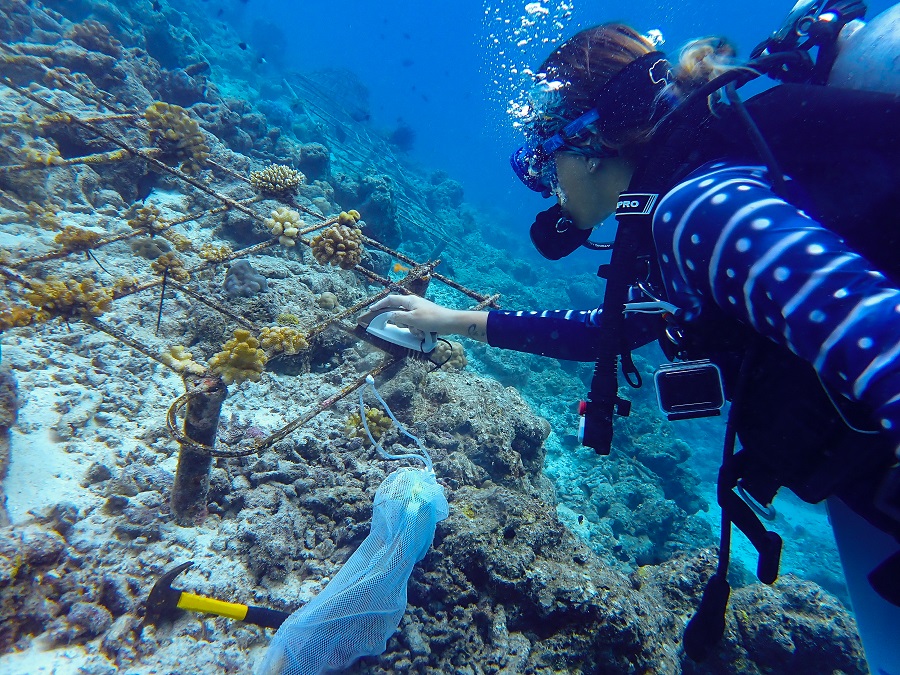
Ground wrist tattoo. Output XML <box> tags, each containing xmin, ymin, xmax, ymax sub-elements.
<box><xmin>466</xmin><ymin>323</ymin><xmax>485</xmax><ymax>339</ymax></box>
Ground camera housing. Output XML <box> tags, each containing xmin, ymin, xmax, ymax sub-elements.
<box><xmin>654</xmin><ymin>359</ymin><xmax>725</xmax><ymax>421</ymax></box>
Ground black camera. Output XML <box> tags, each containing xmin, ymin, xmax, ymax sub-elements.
<box><xmin>654</xmin><ymin>360</ymin><xmax>725</xmax><ymax>421</ymax></box>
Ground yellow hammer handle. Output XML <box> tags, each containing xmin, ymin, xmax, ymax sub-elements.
<box><xmin>176</xmin><ymin>592</ymin><xmax>249</xmax><ymax>621</ymax></box>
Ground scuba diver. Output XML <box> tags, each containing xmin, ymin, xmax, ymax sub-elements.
<box><xmin>369</xmin><ymin>0</ymin><xmax>900</xmax><ymax>671</ymax></box>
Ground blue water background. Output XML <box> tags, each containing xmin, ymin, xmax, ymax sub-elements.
<box><xmin>224</xmin><ymin>0</ymin><xmax>893</xmax><ymax>274</ymax></box>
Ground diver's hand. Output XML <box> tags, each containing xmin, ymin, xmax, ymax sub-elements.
<box><xmin>369</xmin><ymin>294</ymin><xmax>489</xmax><ymax>342</ymax></box>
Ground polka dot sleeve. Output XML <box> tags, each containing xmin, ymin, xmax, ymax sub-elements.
<box><xmin>653</xmin><ymin>162</ymin><xmax>900</xmax><ymax>453</ymax></box>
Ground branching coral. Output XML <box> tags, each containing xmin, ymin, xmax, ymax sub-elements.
<box><xmin>345</xmin><ymin>408</ymin><xmax>392</xmax><ymax>442</ymax></box>
<box><xmin>249</xmin><ymin>165</ymin><xmax>304</xmax><ymax>195</ymax></box>
<box><xmin>151</xmin><ymin>252</ymin><xmax>190</xmax><ymax>282</ymax></box>
<box><xmin>259</xmin><ymin>326</ymin><xmax>308</xmax><ymax>356</ymax></box>
<box><xmin>264</xmin><ymin>207</ymin><xmax>302</xmax><ymax>247</ymax></box>
<box><xmin>23</xmin><ymin>277</ymin><xmax>114</xmax><ymax>322</ymax></box>
<box><xmin>54</xmin><ymin>225</ymin><xmax>102</xmax><ymax>253</ymax></box>
<box><xmin>430</xmin><ymin>340</ymin><xmax>467</xmax><ymax>370</ymax></box>
<box><xmin>66</xmin><ymin>20</ymin><xmax>123</xmax><ymax>57</ymax></box>
<box><xmin>198</xmin><ymin>243</ymin><xmax>233</xmax><ymax>262</ymax></box>
<box><xmin>161</xmin><ymin>231</ymin><xmax>192</xmax><ymax>252</ymax></box>
<box><xmin>311</xmin><ymin>224</ymin><xmax>363</xmax><ymax>269</ymax></box>
<box><xmin>25</xmin><ymin>201</ymin><xmax>62</xmax><ymax>230</ymax></box>
<box><xmin>159</xmin><ymin>345</ymin><xmax>206</xmax><ymax>375</ymax></box>
<box><xmin>0</xmin><ymin>303</ymin><xmax>38</xmax><ymax>332</ymax></box>
<box><xmin>144</xmin><ymin>102</ymin><xmax>210</xmax><ymax>175</ymax></box>
<box><xmin>127</xmin><ymin>204</ymin><xmax>164</xmax><ymax>234</ymax></box>
<box><xmin>208</xmin><ymin>329</ymin><xmax>267</xmax><ymax>385</ymax></box>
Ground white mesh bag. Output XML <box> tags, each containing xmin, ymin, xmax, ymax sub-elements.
<box><xmin>257</xmin><ymin>376</ymin><xmax>449</xmax><ymax>675</ymax></box>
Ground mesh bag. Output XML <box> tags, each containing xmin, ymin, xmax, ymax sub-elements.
<box><xmin>257</xmin><ymin>466</ymin><xmax>449</xmax><ymax>675</ymax></box>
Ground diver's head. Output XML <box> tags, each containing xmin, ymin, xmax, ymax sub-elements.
<box><xmin>512</xmin><ymin>24</ymin><xmax>737</xmax><ymax>256</ymax></box>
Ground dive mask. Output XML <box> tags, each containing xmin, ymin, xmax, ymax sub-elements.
<box><xmin>510</xmin><ymin>51</ymin><xmax>673</xmax><ymax>197</ymax></box>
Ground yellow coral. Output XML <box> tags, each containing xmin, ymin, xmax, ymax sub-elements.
<box><xmin>249</xmin><ymin>165</ymin><xmax>304</xmax><ymax>195</ymax></box>
<box><xmin>259</xmin><ymin>326</ymin><xmax>308</xmax><ymax>355</ymax></box>
<box><xmin>337</xmin><ymin>210</ymin><xmax>361</xmax><ymax>226</ymax></box>
<box><xmin>151</xmin><ymin>252</ymin><xmax>190</xmax><ymax>282</ymax></box>
<box><xmin>144</xmin><ymin>102</ymin><xmax>210</xmax><ymax>174</ymax></box>
<box><xmin>430</xmin><ymin>340</ymin><xmax>467</xmax><ymax>370</ymax></box>
<box><xmin>198</xmin><ymin>242</ymin><xmax>233</xmax><ymax>262</ymax></box>
<box><xmin>22</xmin><ymin>146</ymin><xmax>64</xmax><ymax>167</ymax></box>
<box><xmin>160</xmin><ymin>345</ymin><xmax>207</xmax><ymax>375</ymax></box>
<box><xmin>23</xmin><ymin>276</ymin><xmax>113</xmax><ymax>321</ymax></box>
<box><xmin>67</xmin><ymin>19</ymin><xmax>123</xmax><ymax>57</ymax></box>
<box><xmin>346</xmin><ymin>408</ymin><xmax>392</xmax><ymax>442</ymax></box>
<box><xmin>25</xmin><ymin>201</ymin><xmax>61</xmax><ymax>230</ymax></box>
<box><xmin>264</xmin><ymin>207</ymin><xmax>302</xmax><ymax>247</ymax></box>
<box><xmin>54</xmin><ymin>225</ymin><xmax>102</xmax><ymax>252</ymax></box>
<box><xmin>208</xmin><ymin>329</ymin><xmax>267</xmax><ymax>385</ymax></box>
<box><xmin>276</xmin><ymin>313</ymin><xmax>300</xmax><ymax>326</ymax></box>
<box><xmin>0</xmin><ymin>302</ymin><xmax>38</xmax><ymax>332</ymax></box>
<box><xmin>310</xmin><ymin>224</ymin><xmax>363</xmax><ymax>270</ymax></box>
<box><xmin>127</xmin><ymin>204</ymin><xmax>165</xmax><ymax>234</ymax></box>
<box><xmin>161</xmin><ymin>231</ymin><xmax>192</xmax><ymax>252</ymax></box>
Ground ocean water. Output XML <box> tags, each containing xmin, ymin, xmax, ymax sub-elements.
<box><xmin>0</xmin><ymin>0</ymin><xmax>896</xmax><ymax>673</ymax></box>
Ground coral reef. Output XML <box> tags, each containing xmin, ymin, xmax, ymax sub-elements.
<box><xmin>23</xmin><ymin>276</ymin><xmax>114</xmax><ymax>322</ymax></box>
<box><xmin>311</xmin><ymin>222</ymin><xmax>363</xmax><ymax>269</ymax></box>
<box><xmin>150</xmin><ymin>251</ymin><xmax>190</xmax><ymax>281</ymax></box>
<box><xmin>297</xmin><ymin>142</ymin><xmax>330</xmax><ymax>180</ymax></box>
<box><xmin>258</xmin><ymin>326</ymin><xmax>308</xmax><ymax>356</ymax></box>
<box><xmin>249</xmin><ymin>164</ymin><xmax>304</xmax><ymax>196</ymax></box>
<box><xmin>66</xmin><ymin>19</ymin><xmax>123</xmax><ymax>58</ymax></box>
<box><xmin>430</xmin><ymin>340</ymin><xmax>467</xmax><ymax>370</ymax></box>
<box><xmin>159</xmin><ymin>345</ymin><xmax>206</xmax><ymax>376</ymax></box>
<box><xmin>198</xmin><ymin>242</ymin><xmax>233</xmax><ymax>262</ymax></box>
<box><xmin>264</xmin><ymin>206</ymin><xmax>302</xmax><ymax>247</ymax></box>
<box><xmin>54</xmin><ymin>224</ymin><xmax>102</xmax><ymax>252</ymax></box>
<box><xmin>316</xmin><ymin>291</ymin><xmax>339</xmax><ymax>309</ymax></box>
<box><xmin>223</xmin><ymin>260</ymin><xmax>268</xmax><ymax>299</ymax></box>
<box><xmin>345</xmin><ymin>408</ymin><xmax>392</xmax><ymax>442</ymax></box>
<box><xmin>130</xmin><ymin>236</ymin><xmax>171</xmax><ymax>259</ymax></box>
<box><xmin>144</xmin><ymin>102</ymin><xmax>210</xmax><ymax>175</ymax></box>
<box><xmin>208</xmin><ymin>329</ymin><xmax>267</xmax><ymax>384</ymax></box>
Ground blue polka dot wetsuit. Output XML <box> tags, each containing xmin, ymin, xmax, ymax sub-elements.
<box><xmin>650</xmin><ymin>161</ymin><xmax>900</xmax><ymax>456</ymax></box>
<box><xmin>487</xmin><ymin>160</ymin><xmax>900</xmax><ymax>458</ymax></box>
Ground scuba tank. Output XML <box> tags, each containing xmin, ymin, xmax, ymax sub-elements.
<box><xmin>829</xmin><ymin>3</ymin><xmax>900</xmax><ymax>94</ymax></box>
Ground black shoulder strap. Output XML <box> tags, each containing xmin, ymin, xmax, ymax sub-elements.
<box><xmin>580</xmin><ymin>100</ymin><xmax>716</xmax><ymax>454</ymax></box>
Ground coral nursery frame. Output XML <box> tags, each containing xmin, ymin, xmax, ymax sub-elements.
<box><xmin>0</xmin><ymin>44</ymin><xmax>500</xmax><ymax>522</ymax></box>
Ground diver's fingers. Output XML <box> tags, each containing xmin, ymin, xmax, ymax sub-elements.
<box><xmin>371</xmin><ymin>294</ymin><xmax>411</xmax><ymax>311</ymax></box>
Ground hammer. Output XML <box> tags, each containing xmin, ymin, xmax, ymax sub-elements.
<box><xmin>144</xmin><ymin>562</ymin><xmax>290</xmax><ymax>629</ymax></box>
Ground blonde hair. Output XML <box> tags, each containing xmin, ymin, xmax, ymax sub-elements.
<box><xmin>673</xmin><ymin>37</ymin><xmax>743</xmax><ymax>92</ymax></box>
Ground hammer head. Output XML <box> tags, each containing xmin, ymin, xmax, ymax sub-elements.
<box><xmin>143</xmin><ymin>561</ymin><xmax>193</xmax><ymax>627</ymax></box>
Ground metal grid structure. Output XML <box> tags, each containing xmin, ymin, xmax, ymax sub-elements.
<box><xmin>0</xmin><ymin>47</ymin><xmax>502</xmax><ymax>474</ymax></box>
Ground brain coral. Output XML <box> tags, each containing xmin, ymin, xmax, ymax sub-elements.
<box><xmin>208</xmin><ymin>329</ymin><xmax>267</xmax><ymax>385</ymax></box>
<box><xmin>223</xmin><ymin>260</ymin><xmax>267</xmax><ymax>298</ymax></box>
<box><xmin>144</xmin><ymin>102</ymin><xmax>210</xmax><ymax>175</ymax></box>
<box><xmin>431</xmin><ymin>340</ymin><xmax>467</xmax><ymax>370</ymax></box>
<box><xmin>310</xmin><ymin>224</ymin><xmax>363</xmax><ymax>270</ymax></box>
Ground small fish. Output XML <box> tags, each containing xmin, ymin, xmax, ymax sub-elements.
<box><xmin>392</xmin><ymin>262</ymin><xmax>410</xmax><ymax>274</ymax></box>
<box><xmin>151</xmin><ymin>0</ymin><xmax>161</xmax><ymax>10</ymax></box>
<box><xmin>401</xmin><ymin>58</ymin><xmax>414</xmax><ymax>67</ymax></box>
<box><xmin>217</xmin><ymin>8</ymin><xmax>224</xmax><ymax>16</ymax></box>
<box><xmin>238</xmin><ymin>42</ymin><xmax>247</xmax><ymax>50</ymax></box>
